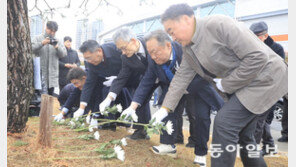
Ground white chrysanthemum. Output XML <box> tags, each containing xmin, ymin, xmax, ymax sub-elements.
<box><xmin>90</xmin><ymin>118</ymin><xmax>98</xmax><ymax>129</ymax></box>
<box><xmin>60</xmin><ymin>119</ymin><xmax>65</xmax><ymax>123</ymax></box>
<box><xmin>86</xmin><ymin>115</ymin><xmax>91</xmax><ymax>124</ymax></box>
<box><xmin>69</xmin><ymin>121</ymin><xmax>75</xmax><ymax>126</ymax></box>
<box><xmin>116</xmin><ymin>104</ymin><xmax>123</xmax><ymax>113</ymax></box>
<box><xmin>166</xmin><ymin>120</ymin><xmax>174</xmax><ymax>135</ymax></box>
<box><xmin>81</xmin><ymin>123</ymin><xmax>85</xmax><ymax>127</ymax></box>
<box><xmin>89</xmin><ymin>126</ymin><xmax>94</xmax><ymax>132</ymax></box>
<box><xmin>114</xmin><ymin>145</ymin><xmax>125</xmax><ymax>161</ymax></box>
<box><xmin>121</xmin><ymin>138</ymin><xmax>127</xmax><ymax>146</ymax></box>
<box><xmin>94</xmin><ymin>131</ymin><xmax>100</xmax><ymax>141</ymax></box>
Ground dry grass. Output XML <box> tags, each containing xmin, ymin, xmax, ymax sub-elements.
<box><xmin>7</xmin><ymin>98</ymin><xmax>288</xmax><ymax>167</ymax></box>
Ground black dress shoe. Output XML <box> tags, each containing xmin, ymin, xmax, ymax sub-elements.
<box><xmin>175</xmin><ymin>138</ymin><xmax>184</xmax><ymax>144</ymax></box>
<box><xmin>127</xmin><ymin>129</ymin><xmax>150</xmax><ymax>140</ymax></box>
<box><xmin>98</xmin><ymin>123</ymin><xmax>116</xmax><ymax>132</ymax></box>
<box><xmin>278</xmin><ymin>136</ymin><xmax>288</xmax><ymax>142</ymax></box>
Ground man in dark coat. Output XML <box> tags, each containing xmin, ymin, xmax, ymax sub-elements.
<box><xmin>58</xmin><ymin>36</ymin><xmax>81</xmax><ymax>91</ymax></box>
<box><xmin>71</xmin><ymin>40</ymin><xmax>132</xmax><ymax>130</ymax></box>
<box><xmin>121</xmin><ymin>30</ymin><xmax>224</xmax><ymax>166</ymax></box>
<box><xmin>55</xmin><ymin>67</ymin><xmax>97</xmax><ymax>120</ymax></box>
<box><xmin>54</xmin><ymin>66</ymin><xmax>131</xmax><ymax>123</ymax></box>
<box><xmin>99</xmin><ymin>27</ymin><xmax>158</xmax><ymax>140</ymax></box>
<box><xmin>250</xmin><ymin>21</ymin><xmax>287</xmax><ymax>155</ymax></box>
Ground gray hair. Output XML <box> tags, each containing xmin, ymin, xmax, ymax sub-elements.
<box><xmin>161</xmin><ymin>3</ymin><xmax>194</xmax><ymax>23</ymax></box>
<box><xmin>144</xmin><ymin>29</ymin><xmax>172</xmax><ymax>46</ymax></box>
<box><xmin>79</xmin><ymin>40</ymin><xmax>100</xmax><ymax>53</ymax></box>
<box><xmin>112</xmin><ymin>27</ymin><xmax>136</xmax><ymax>43</ymax></box>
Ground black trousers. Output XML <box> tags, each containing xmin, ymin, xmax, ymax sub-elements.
<box><xmin>174</xmin><ymin>96</ymin><xmax>187</xmax><ymax>142</ymax></box>
<box><xmin>186</xmin><ymin>94</ymin><xmax>211</xmax><ymax>155</ymax></box>
<box><xmin>162</xmin><ymin>94</ymin><xmax>211</xmax><ymax>156</ymax></box>
<box><xmin>133</xmin><ymin>84</ymin><xmax>159</xmax><ymax>130</ymax></box>
<box><xmin>281</xmin><ymin>96</ymin><xmax>288</xmax><ymax>137</ymax></box>
<box><xmin>254</xmin><ymin>105</ymin><xmax>275</xmax><ymax>147</ymax></box>
<box><xmin>160</xmin><ymin>112</ymin><xmax>177</xmax><ymax>145</ymax></box>
<box><xmin>211</xmin><ymin>94</ymin><xmax>267</xmax><ymax>167</ymax></box>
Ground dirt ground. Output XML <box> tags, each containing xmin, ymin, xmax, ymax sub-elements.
<box><xmin>7</xmin><ymin>98</ymin><xmax>288</xmax><ymax>167</ymax></box>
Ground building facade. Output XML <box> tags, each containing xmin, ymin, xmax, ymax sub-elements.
<box><xmin>98</xmin><ymin>0</ymin><xmax>288</xmax><ymax>53</ymax></box>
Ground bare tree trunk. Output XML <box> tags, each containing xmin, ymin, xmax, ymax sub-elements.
<box><xmin>7</xmin><ymin>0</ymin><xmax>34</xmax><ymax>132</ymax></box>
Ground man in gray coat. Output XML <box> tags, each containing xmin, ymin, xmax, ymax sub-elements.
<box><xmin>151</xmin><ymin>3</ymin><xmax>288</xmax><ymax>167</ymax></box>
<box><xmin>32</xmin><ymin>21</ymin><xmax>67</xmax><ymax>95</ymax></box>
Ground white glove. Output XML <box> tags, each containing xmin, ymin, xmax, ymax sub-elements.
<box><xmin>103</xmin><ymin>76</ymin><xmax>117</xmax><ymax>87</ymax></box>
<box><xmin>54</xmin><ymin>113</ymin><xmax>64</xmax><ymax>122</ymax></box>
<box><xmin>213</xmin><ymin>78</ymin><xmax>225</xmax><ymax>93</ymax></box>
<box><xmin>151</xmin><ymin>107</ymin><xmax>169</xmax><ymax>125</ymax></box>
<box><xmin>90</xmin><ymin>118</ymin><xmax>98</xmax><ymax>129</ymax></box>
<box><xmin>120</xmin><ymin>107</ymin><xmax>138</xmax><ymax>122</ymax></box>
<box><xmin>73</xmin><ymin>108</ymin><xmax>85</xmax><ymax>119</ymax></box>
<box><xmin>99</xmin><ymin>97</ymin><xmax>112</xmax><ymax>113</ymax></box>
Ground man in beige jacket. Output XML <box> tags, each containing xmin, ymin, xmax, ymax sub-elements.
<box><xmin>150</xmin><ymin>3</ymin><xmax>288</xmax><ymax>167</ymax></box>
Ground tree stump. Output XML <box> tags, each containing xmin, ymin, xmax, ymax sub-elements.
<box><xmin>37</xmin><ymin>94</ymin><xmax>54</xmax><ymax>147</ymax></box>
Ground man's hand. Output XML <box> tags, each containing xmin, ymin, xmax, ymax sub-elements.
<box><xmin>151</xmin><ymin>107</ymin><xmax>169</xmax><ymax>125</ymax></box>
<box><xmin>42</xmin><ymin>37</ymin><xmax>50</xmax><ymax>45</ymax></box>
<box><xmin>71</xmin><ymin>64</ymin><xmax>78</xmax><ymax>68</ymax></box>
<box><xmin>99</xmin><ymin>97</ymin><xmax>112</xmax><ymax>114</ymax></box>
<box><xmin>54</xmin><ymin>44</ymin><xmax>59</xmax><ymax>49</ymax></box>
<box><xmin>54</xmin><ymin>113</ymin><xmax>64</xmax><ymax>122</ymax></box>
<box><xmin>73</xmin><ymin>108</ymin><xmax>85</xmax><ymax>119</ymax></box>
<box><xmin>103</xmin><ymin>76</ymin><xmax>117</xmax><ymax>87</ymax></box>
<box><xmin>213</xmin><ymin>78</ymin><xmax>225</xmax><ymax>93</ymax></box>
<box><xmin>120</xmin><ymin>107</ymin><xmax>138</xmax><ymax>122</ymax></box>
<box><xmin>65</xmin><ymin>63</ymin><xmax>72</xmax><ymax>68</ymax></box>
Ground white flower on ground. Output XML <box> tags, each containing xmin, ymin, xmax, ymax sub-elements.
<box><xmin>86</xmin><ymin>115</ymin><xmax>91</xmax><ymax>124</ymax></box>
<box><xmin>89</xmin><ymin>126</ymin><xmax>94</xmax><ymax>132</ymax></box>
<box><xmin>60</xmin><ymin>119</ymin><xmax>65</xmax><ymax>123</ymax></box>
<box><xmin>121</xmin><ymin>138</ymin><xmax>127</xmax><ymax>146</ymax></box>
<box><xmin>81</xmin><ymin>123</ymin><xmax>85</xmax><ymax>127</ymax></box>
<box><xmin>69</xmin><ymin>121</ymin><xmax>75</xmax><ymax>126</ymax></box>
<box><xmin>116</xmin><ymin>104</ymin><xmax>123</xmax><ymax>113</ymax></box>
<box><xmin>90</xmin><ymin>118</ymin><xmax>98</xmax><ymax>129</ymax></box>
<box><xmin>166</xmin><ymin>120</ymin><xmax>174</xmax><ymax>135</ymax></box>
<box><xmin>94</xmin><ymin>131</ymin><xmax>100</xmax><ymax>141</ymax></box>
<box><xmin>114</xmin><ymin>145</ymin><xmax>125</xmax><ymax>161</ymax></box>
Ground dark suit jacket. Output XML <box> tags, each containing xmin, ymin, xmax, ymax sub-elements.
<box><xmin>59</xmin><ymin>48</ymin><xmax>81</xmax><ymax>86</ymax></box>
<box><xmin>133</xmin><ymin>42</ymin><xmax>224</xmax><ymax>111</ymax></box>
<box><xmin>58</xmin><ymin>83</ymin><xmax>79</xmax><ymax>107</ymax></box>
<box><xmin>264</xmin><ymin>36</ymin><xmax>285</xmax><ymax>59</ymax></box>
<box><xmin>109</xmin><ymin>38</ymin><xmax>149</xmax><ymax>95</ymax></box>
<box><xmin>80</xmin><ymin>42</ymin><xmax>123</xmax><ymax>103</ymax></box>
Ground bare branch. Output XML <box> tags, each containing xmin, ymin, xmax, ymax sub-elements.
<box><xmin>86</xmin><ymin>0</ymin><xmax>103</xmax><ymax>17</ymax></box>
<box><xmin>103</xmin><ymin>0</ymin><xmax>123</xmax><ymax>16</ymax></box>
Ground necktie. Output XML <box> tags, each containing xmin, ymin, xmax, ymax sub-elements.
<box><xmin>162</xmin><ymin>44</ymin><xmax>177</xmax><ymax>81</ymax></box>
<box><xmin>137</xmin><ymin>53</ymin><xmax>147</xmax><ymax>65</ymax></box>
